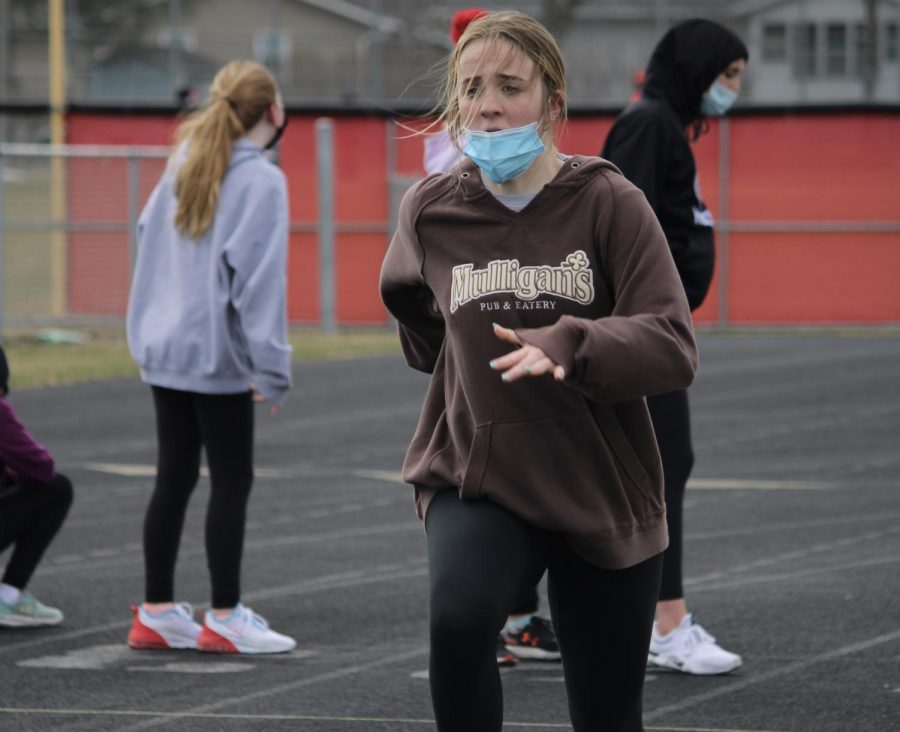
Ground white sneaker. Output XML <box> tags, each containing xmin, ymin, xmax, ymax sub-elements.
<box><xmin>198</xmin><ymin>604</ymin><xmax>296</xmax><ymax>654</ymax></box>
<box><xmin>0</xmin><ymin>591</ymin><xmax>64</xmax><ymax>627</ymax></box>
<box><xmin>127</xmin><ymin>602</ymin><xmax>202</xmax><ymax>650</ymax></box>
<box><xmin>648</xmin><ymin>614</ymin><xmax>742</xmax><ymax>675</ymax></box>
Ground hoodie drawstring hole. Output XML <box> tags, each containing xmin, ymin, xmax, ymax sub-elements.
<box><xmin>461</xmin><ymin>172</ymin><xmax>470</xmax><ymax>178</ymax></box>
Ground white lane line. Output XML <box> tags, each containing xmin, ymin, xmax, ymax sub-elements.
<box><xmin>17</xmin><ymin>644</ymin><xmax>317</xmax><ymax>672</ymax></box>
<box><xmin>50</xmin><ymin>554</ymin><xmax>84</xmax><ymax>564</ymax></box>
<box><xmin>38</xmin><ymin>520</ymin><xmax>422</xmax><ymax>576</ymax></box>
<box><xmin>644</xmin><ymin>628</ymin><xmax>900</xmax><ymax>723</ymax></box>
<box><xmin>1</xmin><ymin>560</ymin><xmax>427</xmax><ymax>655</ymax></box>
<box><xmin>685</xmin><ymin>526</ymin><xmax>900</xmax><ymax>587</ymax></box>
<box><xmin>646</xmin><ymin>728</ymin><xmax>789</xmax><ymax>732</ymax></box>
<box><xmin>63</xmin><ymin>403</ymin><xmax>421</xmax><ymax>462</ymax></box>
<box><xmin>352</xmin><ymin>471</ymin><xmax>826</xmax><ymax>492</ymax></box>
<box><xmin>257</xmin><ymin>404</ymin><xmax>421</xmax><ymax>434</ymax></box>
<box><xmin>81</xmin><ymin>462</ymin><xmax>299</xmax><ymax>479</ymax></box>
<box><xmin>692</xmin><ymin>359</ymin><xmax>899</xmax><ymax>408</ymax></box>
<box><xmin>688</xmin><ymin>510</ymin><xmax>900</xmax><ymax>542</ymax></box>
<box><xmin>79</xmin><ymin>462</ymin><xmax>154</xmax><ymax>477</ymax></box>
<box><xmin>691</xmin><ymin>554</ymin><xmax>900</xmax><ymax>594</ymax></box>
<box><xmin>243</xmin><ymin>562</ymin><xmax>428</xmax><ymax>604</ymax></box>
<box><xmin>353</xmin><ymin>469</ymin><xmax>403</xmax><ymax>483</ymax></box>
<box><xmin>700</xmin><ymin>402</ymin><xmax>900</xmax><ymax>449</ymax></box>
<box><xmin>687</xmin><ymin>479</ymin><xmax>824</xmax><ymax>491</ymax></box>
<box><xmin>10</xmin><ymin>540</ymin><xmax>896</xmax><ymax>659</ymax></box>
<box><xmin>110</xmin><ymin>646</ymin><xmax>432</xmax><ymax>732</ymax></box>
<box><xmin>0</xmin><ymin>707</ymin><xmax>793</xmax><ymax>731</ymax></box>
<box><xmin>18</xmin><ymin>644</ymin><xmax>133</xmax><ymax>669</ymax></box>
<box><xmin>126</xmin><ymin>662</ymin><xmax>253</xmax><ymax>674</ymax></box>
<box><xmin>0</xmin><ymin>708</ymin><xmax>446</xmax><ymax>724</ymax></box>
<box><xmin>244</xmin><ymin>521</ymin><xmax>422</xmax><ymax>550</ymax></box>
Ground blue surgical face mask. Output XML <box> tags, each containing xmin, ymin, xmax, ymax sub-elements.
<box><xmin>462</xmin><ymin>122</ymin><xmax>545</xmax><ymax>183</ymax></box>
<box><xmin>700</xmin><ymin>81</ymin><xmax>738</xmax><ymax>117</ymax></box>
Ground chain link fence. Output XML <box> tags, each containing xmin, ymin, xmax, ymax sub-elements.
<box><xmin>0</xmin><ymin>143</ymin><xmax>168</xmax><ymax>335</ymax></box>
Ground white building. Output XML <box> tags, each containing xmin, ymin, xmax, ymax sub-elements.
<box><xmin>738</xmin><ymin>0</ymin><xmax>900</xmax><ymax>103</ymax></box>
<box><xmin>1</xmin><ymin>0</ymin><xmax>897</xmax><ymax>112</ymax></box>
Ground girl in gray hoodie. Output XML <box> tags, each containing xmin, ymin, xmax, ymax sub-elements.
<box><xmin>126</xmin><ymin>60</ymin><xmax>294</xmax><ymax>655</ymax></box>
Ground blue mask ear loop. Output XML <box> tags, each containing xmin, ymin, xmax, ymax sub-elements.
<box><xmin>542</xmin><ymin>88</ymin><xmax>564</xmax><ymax>151</ymax></box>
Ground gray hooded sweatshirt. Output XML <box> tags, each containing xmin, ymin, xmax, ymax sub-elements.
<box><xmin>127</xmin><ymin>139</ymin><xmax>292</xmax><ymax>404</ymax></box>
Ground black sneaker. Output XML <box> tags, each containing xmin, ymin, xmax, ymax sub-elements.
<box><xmin>502</xmin><ymin>615</ymin><xmax>561</xmax><ymax>661</ymax></box>
<box><xmin>496</xmin><ymin>635</ymin><xmax>518</xmax><ymax>667</ymax></box>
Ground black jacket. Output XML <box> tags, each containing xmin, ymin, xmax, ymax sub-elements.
<box><xmin>601</xmin><ymin>19</ymin><xmax>748</xmax><ymax>311</ymax></box>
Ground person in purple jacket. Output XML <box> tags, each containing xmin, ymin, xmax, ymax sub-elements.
<box><xmin>0</xmin><ymin>345</ymin><xmax>73</xmax><ymax>627</ymax></box>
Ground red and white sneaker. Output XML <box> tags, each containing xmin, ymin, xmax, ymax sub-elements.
<box><xmin>127</xmin><ymin>602</ymin><xmax>202</xmax><ymax>650</ymax></box>
<box><xmin>198</xmin><ymin>604</ymin><xmax>296</xmax><ymax>654</ymax></box>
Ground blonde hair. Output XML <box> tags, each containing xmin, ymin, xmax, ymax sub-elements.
<box><xmin>173</xmin><ymin>60</ymin><xmax>278</xmax><ymax>239</ymax></box>
<box><xmin>437</xmin><ymin>11</ymin><xmax>568</xmax><ymax>149</ymax></box>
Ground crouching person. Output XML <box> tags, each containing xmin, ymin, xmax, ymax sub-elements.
<box><xmin>0</xmin><ymin>345</ymin><xmax>73</xmax><ymax>627</ymax></box>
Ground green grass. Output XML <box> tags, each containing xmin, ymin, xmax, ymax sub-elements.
<box><xmin>6</xmin><ymin>322</ymin><xmax>896</xmax><ymax>391</ymax></box>
<box><xmin>2</xmin><ymin>327</ymin><xmax>400</xmax><ymax>390</ymax></box>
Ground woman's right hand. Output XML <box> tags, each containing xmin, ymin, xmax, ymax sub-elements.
<box><xmin>489</xmin><ymin>323</ymin><xmax>566</xmax><ymax>383</ymax></box>
<box><xmin>250</xmin><ymin>385</ymin><xmax>280</xmax><ymax>415</ymax></box>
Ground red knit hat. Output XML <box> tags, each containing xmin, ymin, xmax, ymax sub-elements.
<box><xmin>450</xmin><ymin>8</ymin><xmax>488</xmax><ymax>44</ymax></box>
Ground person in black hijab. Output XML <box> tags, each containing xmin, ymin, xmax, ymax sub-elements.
<box><xmin>601</xmin><ymin>19</ymin><xmax>748</xmax><ymax>675</ymax></box>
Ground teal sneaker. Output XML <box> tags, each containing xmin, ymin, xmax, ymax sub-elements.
<box><xmin>0</xmin><ymin>592</ymin><xmax>64</xmax><ymax>627</ymax></box>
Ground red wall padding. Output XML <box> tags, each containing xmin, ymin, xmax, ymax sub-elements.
<box><xmin>66</xmin><ymin>111</ymin><xmax>900</xmax><ymax>325</ymax></box>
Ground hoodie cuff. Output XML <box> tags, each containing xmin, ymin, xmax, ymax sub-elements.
<box><xmin>514</xmin><ymin>315</ymin><xmax>582</xmax><ymax>379</ymax></box>
<box><xmin>254</xmin><ymin>375</ymin><xmax>290</xmax><ymax>407</ymax></box>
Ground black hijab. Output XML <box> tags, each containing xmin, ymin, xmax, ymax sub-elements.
<box><xmin>641</xmin><ymin>19</ymin><xmax>749</xmax><ymax>128</ymax></box>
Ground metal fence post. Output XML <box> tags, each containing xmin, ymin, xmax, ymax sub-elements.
<box><xmin>316</xmin><ymin>117</ymin><xmax>336</xmax><ymax>334</ymax></box>
<box><xmin>127</xmin><ymin>153</ymin><xmax>140</xmax><ymax>273</ymax></box>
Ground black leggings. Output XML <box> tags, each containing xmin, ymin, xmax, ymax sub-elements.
<box><xmin>0</xmin><ymin>474</ymin><xmax>73</xmax><ymax>590</ymax></box>
<box><xmin>509</xmin><ymin>581</ymin><xmax>539</xmax><ymax>616</ymax></box>
<box><xmin>646</xmin><ymin>388</ymin><xmax>693</xmax><ymax>601</ymax></box>
<box><xmin>426</xmin><ymin>490</ymin><xmax>662</xmax><ymax>732</ymax></box>
<box><xmin>144</xmin><ymin>386</ymin><xmax>254</xmax><ymax>608</ymax></box>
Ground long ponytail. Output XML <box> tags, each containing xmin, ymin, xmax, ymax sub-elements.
<box><xmin>173</xmin><ymin>60</ymin><xmax>278</xmax><ymax>239</ymax></box>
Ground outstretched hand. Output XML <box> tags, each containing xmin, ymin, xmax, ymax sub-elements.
<box><xmin>489</xmin><ymin>323</ymin><xmax>566</xmax><ymax>383</ymax></box>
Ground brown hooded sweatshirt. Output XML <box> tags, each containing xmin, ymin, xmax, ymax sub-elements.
<box><xmin>380</xmin><ymin>155</ymin><xmax>698</xmax><ymax>569</ymax></box>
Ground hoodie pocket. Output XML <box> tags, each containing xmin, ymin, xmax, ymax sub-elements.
<box><xmin>460</xmin><ymin>422</ymin><xmax>492</xmax><ymax>500</ymax></box>
<box><xmin>587</xmin><ymin>404</ymin><xmax>657</xmax><ymax>506</ymax></box>
<box><xmin>461</xmin><ymin>411</ymin><xmax>661</xmax><ymax>536</ymax></box>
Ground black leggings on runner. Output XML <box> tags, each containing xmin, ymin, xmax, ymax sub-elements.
<box><xmin>0</xmin><ymin>474</ymin><xmax>73</xmax><ymax>590</ymax></box>
<box><xmin>509</xmin><ymin>581</ymin><xmax>539</xmax><ymax>616</ymax></box>
<box><xmin>144</xmin><ymin>386</ymin><xmax>254</xmax><ymax>608</ymax></box>
<box><xmin>646</xmin><ymin>388</ymin><xmax>693</xmax><ymax>601</ymax></box>
<box><xmin>426</xmin><ymin>490</ymin><xmax>662</xmax><ymax>732</ymax></box>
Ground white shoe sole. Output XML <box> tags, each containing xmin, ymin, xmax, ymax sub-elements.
<box><xmin>0</xmin><ymin>613</ymin><xmax>63</xmax><ymax>628</ymax></box>
<box><xmin>507</xmin><ymin>645</ymin><xmax>561</xmax><ymax>661</ymax></box>
<box><xmin>232</xmin><ymin>639</ymin><xmax>296</xmax><ymax>654</ymax></box>
<box><xmin>198</xmin><ymin>624</ymin><xmax>296</xmax><ymax>654</ymax></box>
<box><xmin>648</xmin><ymin>651</ymin><xmax>742</xmax><ymax>675</ymax></box>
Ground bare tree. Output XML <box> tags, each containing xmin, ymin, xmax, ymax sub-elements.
<box><xmin>539</xmin><ymin>0</ymin><xmax>584</xmax><ymax>38</ymax></box>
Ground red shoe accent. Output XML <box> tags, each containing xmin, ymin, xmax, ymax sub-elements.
<box><xmin>127</xmin><ymin>604</ymin><xmax>171</xmax><ymax>650</ymax></box>
<box><xmin>197</xmin><ymin>624</ymin><xmax>239</xmax><ymax>653</ymax></box>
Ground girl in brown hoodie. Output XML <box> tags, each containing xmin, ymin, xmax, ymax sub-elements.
<box><xmin>380</xmin><ymin>11</ymin><xmax>697</xmax><ymax>731</ymax></box>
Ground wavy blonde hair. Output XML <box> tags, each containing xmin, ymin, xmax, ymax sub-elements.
<box><xmin>436</xmin><ymin>11</ymin><xmax>568</xmax><ymax>149</ymax></box>
<box><xmin>173</xmin><ymin>60</ymin><xmax>278</xmax><ymax>239</ymax></box>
